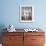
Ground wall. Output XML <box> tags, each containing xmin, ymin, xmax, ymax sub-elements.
<box><xmin>0</xmin><ymin>0</ymin><xmax>46</xmax><ymax>29</ymax></box>
<box><xmin>0</xmin><ymin>0</ymin><xmax>46</xmax><ymax>43</ymax></box>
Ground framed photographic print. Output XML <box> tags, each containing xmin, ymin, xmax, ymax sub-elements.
<box><xmin>20</xmin><ymin>5</ymin><xmax>34</xmax><ymax>22</ymax></box>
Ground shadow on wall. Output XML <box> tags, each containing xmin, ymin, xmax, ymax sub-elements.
<box><xmin>0</xmin><ymin>24</ymin><xmax>7</xmax><ymax>43</ymax></box>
